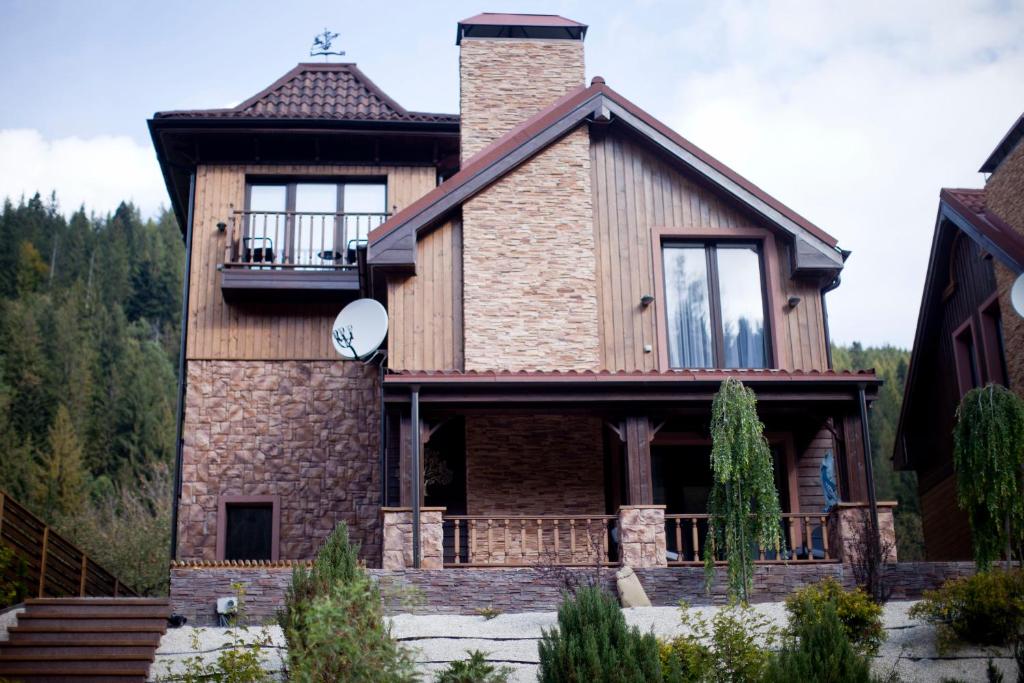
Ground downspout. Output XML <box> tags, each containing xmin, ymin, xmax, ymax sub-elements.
<box><xmin>170</xmin><ymin>173</ymin><xmax>196</xmax><ymax>561</ymax></box>
<box><xmin>378</xmin><ymin>356</ymin><xmax>387</xmax><ymax>507</ymax></box>
<box><xmin>821</xmin><ymin>272</ymin><xmax>842</xmax><ymax>370</ymax></box>
<box><xmin>410</xmin><ymin>386</ymin><xmax>421</xmax><ymax>568</ymax></box>
<box><xmin>857</xmin><ymin>384</ymin><xmax>882</xmax><ymax>567</ymax></box>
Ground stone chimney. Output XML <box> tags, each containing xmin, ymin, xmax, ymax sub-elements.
<box><xmin>457</xmin><ymin>13</ymin><xmax>587</xmax><ymax>162</ymax></box>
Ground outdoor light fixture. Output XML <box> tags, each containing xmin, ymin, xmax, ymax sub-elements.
<box><xmin>216</xmin><ymin>221</ymin><xmax>227</xmax><ymax>232</ymax></box>
<box><xmin>640</xmin><ymin>294</ymin><xmax>655</xmax><ymax>307</ymax></box>
<box><xmin>787</xmin><ymin>296</ymin><xmax>802</xmax><ymax>309</ymax></box>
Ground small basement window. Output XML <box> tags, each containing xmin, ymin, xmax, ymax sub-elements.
<box><xmin>217</xmin><ymin>496</ymin><xmax>280</xmax><ymax>561</ymax></box>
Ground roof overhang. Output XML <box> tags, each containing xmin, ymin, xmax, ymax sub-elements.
<box><xmin>368</xmin><ymin>81</ymin><xmax>845</xmax><ymax>276</ymax></box>
<box><xmin>980</xmin><ymin>113</ymin><xmax>1024</xmax><ymax>174</ymax></box>
<box><xmin>384</xmin><ymin>369</ymin><xmax>880</xmax><ymax>406</ymax></box>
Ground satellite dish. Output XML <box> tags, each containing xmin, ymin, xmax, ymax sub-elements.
<box><xmin>1012</xmin><ymin>272</ymin><xmax>1024</xmax><ymax>319</ymax></box>
<box><xmin>331</xmin><ymin>299</ymin><xmax>388</xmax><ymax>360</ymax></box>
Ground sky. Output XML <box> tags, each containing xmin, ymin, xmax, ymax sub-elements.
<box><xmin>1</xmin><ymin>0</ymin><xmax>1022</xmax><ymax>348</ymax></box>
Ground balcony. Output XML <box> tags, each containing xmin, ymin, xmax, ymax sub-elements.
<box><xmin>219</xmin><ymin>210</ymin><xmax>388</xmax><ymax>302</ymax></box>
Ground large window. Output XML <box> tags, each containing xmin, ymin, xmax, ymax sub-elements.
<box><xmin>245</xmin><ymin>180</ymin><xmax>386</xmax><ymax>267</ymax></box>
<box><xmin>662</xmin><ymin>243</ymin><xmax>769</xmax><ymax>369</ymax></box>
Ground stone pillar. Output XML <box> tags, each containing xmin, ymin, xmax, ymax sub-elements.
<box><xmin>381</xmin><ymin>507</ymin><xmax>445</xmax><ymax>569</ymax></box>
<box><xmin>830</xmin><ymin>502</ymin><xmax>898</xmax><ymax>565</ymax></box>
<box><xmin>617</xmin><ymin>505</ymin><xmax>667</xmax><ymax>568</ymax></box>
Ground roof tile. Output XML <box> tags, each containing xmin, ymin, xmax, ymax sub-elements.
<box><xmin>154</xmin><ymin>63</ymin><xmax>458</xmax><ymax>124</ymax></box>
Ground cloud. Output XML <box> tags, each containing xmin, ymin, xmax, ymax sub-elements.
<box><xmin>0</xmin><ymin>129</ymin><xmax>167</xmax><ymax>219</ymax></box>
<box><xmin>616</xmin><ymin>0</ymin><xmax>1024</xmax><ymax>347</ymax></box>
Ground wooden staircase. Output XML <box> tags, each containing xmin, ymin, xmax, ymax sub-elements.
<box><xmin>0</xmin><ymin>598</ymin><xmax>170</xmax><ymax>682</ymax></box>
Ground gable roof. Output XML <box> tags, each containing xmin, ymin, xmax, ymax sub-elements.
<box><xmin>153</xmin><ymin>63</ymin><xmax>458</xmax><ymax>124</ymax></box>
<box><xmin>894</xmin><ymin>187</ymin><xmax>1024</xmax><ymax>469</ymax></box>
<box><xmin>367</xmin><ymin>77</ymin><xmax>844</xmax><ymax>272</ymax></box>
<box><xmin>980</xmin><ymin>112</ymin><xmax>1024</xmax><ymax>174</ymax></box>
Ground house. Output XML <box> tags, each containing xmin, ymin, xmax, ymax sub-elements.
<box><xmin>895</xmin><ymin>114</ymin><xmax>1024</xmax><ymax>560</ymax></box>
<box><xmin>151</xmin><ymin>14</ymin><xmax>905</xmax><ymax>620</ymax></box>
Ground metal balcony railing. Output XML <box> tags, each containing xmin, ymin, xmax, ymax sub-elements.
<box><xmin>223</xmin><ymin>211</ymin><xmax>389</xmax><ymax>270</ymax></box>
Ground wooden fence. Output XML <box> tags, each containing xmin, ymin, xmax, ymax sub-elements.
<box><xmin>0</xmin><ymin>492</ymin><xmax>136</xmax><ymax>598</ymax></box>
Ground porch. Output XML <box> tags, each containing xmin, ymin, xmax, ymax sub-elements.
<box><xmin>380</xmin><ymin>369</ymin><xmax>888</xmax><ymax>571</ymax></box>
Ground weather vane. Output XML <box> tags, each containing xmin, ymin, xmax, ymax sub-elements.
<box><xmin>311</xmin><ymin>29</ymin><xmax>345</xmax><ymax>61</ymax></box>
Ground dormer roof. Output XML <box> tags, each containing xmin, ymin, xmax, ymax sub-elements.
<box><xmin>153</xmin><ymin>63</ymin><xmax>458</xmax><ymax>124</ymax></box>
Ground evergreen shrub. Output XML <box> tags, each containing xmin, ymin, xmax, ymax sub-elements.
<box><xmin>909</xmin><ymin>569</ymin><xmax>1024</xmax><ymax>653</ymax></box>
<box><xmin>434</xmin><ymin>650</ymin><xmax>512</xmax><ymax>683</ymax></box>
<box><xmin>537</xmin><ymin>585</ymin><xmax>662</xmax><ymax>683</ymax></box>
<box><xmin>785</xmin><ymin>578</ymin><xmax>884</xmax><ymax>656</ymax></box>
<box><xmin>762</xmin><ymin>603</ymin><xmax>872</xmax><ymax>683</ymax></box>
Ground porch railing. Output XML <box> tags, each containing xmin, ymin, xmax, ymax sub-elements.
<box><xmin>443</xmin><ymin>515</ymin><xmax>618</xmax><ymax>568</ymax></box>
<box><xmin>224</xmin><ymin>210</ymin><xmax>389</xmax><ymax>270</ymax></box>
<box><xmin>664</xmin><ymin>512</ymin><xmax>834</xmax><ymax>565</ymax></box>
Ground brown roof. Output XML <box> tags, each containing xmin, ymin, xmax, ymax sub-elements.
<box><xmin>980</xmin><ymin>112</ymin><xmax>1024</xmax><ymax>173</ymax></box>
<box><xmin>368</xmin><ymin>78</ymin><xmax>842</xmax><ymax>265</ymax></box>
<box><xmin>154</xmin><ymin>63</ymin><xmax>458</xmax><ymax>124</ymax></box>
<box><xmin>940</xmin><ymin>188</ymin><xmax>1024</xmax><ymax>268</ymax></box>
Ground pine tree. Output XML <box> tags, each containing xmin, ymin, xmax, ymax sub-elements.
<box><xmin>33</xmin><ymin>404</ymin><xmax>88</xmax><ymax>520</ymax></box>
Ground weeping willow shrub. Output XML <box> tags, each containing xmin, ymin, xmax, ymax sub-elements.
<box><xmin>704</xmin><ymin>378</ymin><xmax>784</xmax><ymax>602</ymax></box>
<box><xmin>953</xmin><ymin>384</ymin><xmax>1024</xmax><ymax>571</ymax></box>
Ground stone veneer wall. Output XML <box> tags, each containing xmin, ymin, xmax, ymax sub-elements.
<box><xmin>465</xmin><ymin>414</ymin><xmax>605</xmax><ymax>515</ymax></box>
<box><xmin>986</xmin><ymin>139</ymin><xmax>1024</xmax><ymax>399</ymax></box>
<box><xmin>169</xmin><ymin>561</ymin><xmax>977</xmax><ymax>623</ymax></box>
<box><xmin>459</xmin><ymin>38</ymin><xmax>584</xmax><ymax>162</ymax></box>
<box><xmin>462</xmin><ymin>127</ymin><xmax>599</xmax><ymax>371</ymax></box>
<box><xmin>179</xmin><ymin>360</ymin><xmax>381</xmax><ymax>564</ymax></box>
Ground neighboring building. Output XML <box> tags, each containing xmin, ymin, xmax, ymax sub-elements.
<box><xmin>895</xmin><ymin>114</ymin><xmax>1024</xmax><ymax>560</ymax></box>
<box><xmin>152</xmin><ymin>14</ymin><xmax>892</xmax><ymax>613</ymax></box>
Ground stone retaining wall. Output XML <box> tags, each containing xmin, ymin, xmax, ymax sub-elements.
<box><xmin>170</xmin><ymin>561</ymin><xmax>977</xmax><ymax>624</ymax></box>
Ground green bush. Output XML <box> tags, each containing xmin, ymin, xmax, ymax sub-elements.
<box><xmin>908</xmin><ymin>569</ymin><xmax>1024</xmax><ymax>653</ymax></box>
<box><xmin>279</xmin><ymin>522</ymin><xmax>362</xmax><ymax>656</ymax></box>
<box><xmin>434</xmin><ymin>650</ymin><xmax>512</xmax><ymax>683</ymax></box>
<box><xmin>659</xmin><ymin>601</ymin><xmax>779</xmax><ymax>683</ymax></box>
<box><xmin>280</xmin><ymin>522</ymin><xmax>417</xmax><ymax>682</ymax></box>
<box><xmin>537</xmin><ymin>585</ymin><xmax>662</xmax><ymax>683</ymax></box>
<box><xmin>287</xmin><ymin>576</ymin><xmax>418</xmax><ymax>683</ymax></box>
<box><xmin>785</xmin><ymin>578</ymin><xmax>885</xmax><ymax>656</ymax></box>
<box><xmin>0</xmin><ymin>545</ymin><xmax>28</xmax><ymax>608</ymax></box>
<box><xmin>762</xmin><ymin>603</ymin><xmax>872</xmax><ymax>683</ymax></box>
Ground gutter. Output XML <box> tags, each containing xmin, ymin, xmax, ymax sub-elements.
<box><xmin>170</xmin><ymin>173</ymin><xmax>196</xmax><ymax>561</ymax></box>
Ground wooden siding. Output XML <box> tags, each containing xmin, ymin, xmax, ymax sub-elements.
<box><xmin>920</xmin><ymin>472</ymin><xmax>972</xmax><ymax>560</ymax></box>
<box><xmin>186</xmin><ymin>164</ymin><xmax>436</xmax><ymax>360</ymax></box>
<box><xmin>590</xmin><ymin>133</ymin><xmax>827</xmax><ymax>371</ymax></box>
<box><xmin>386</xmin><ymin>219</ymin><xmax>463</xmax><ymax>371</ymax></box>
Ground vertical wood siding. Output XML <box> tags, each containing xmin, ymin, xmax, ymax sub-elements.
<box><xmin>590</xmin><ymin>133</ymin><xmax>828</xmax><ymax>371</ymax></box>
<box><xmin>186</xmin><ymin>164</ymin><xmax>436</xmax><ymax>360</ymax></box>
<box><xmin>386</xmin><ymin>219</ymin><xmax>463</xmax><ymax>371</ymax></box>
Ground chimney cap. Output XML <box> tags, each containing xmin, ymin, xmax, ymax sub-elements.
<box><xmin>591</xmin><ymin>76</ymin><xmax>605</xmax><ymax>86</ymax></box>
<box><xmin>457</xmin><ymin>13</ymin><xmax>587</xmax><ymax>45</ymax></box>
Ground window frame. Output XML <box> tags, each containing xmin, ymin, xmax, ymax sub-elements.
<box><xmin>216</xmin><ymin>494</ymin><xmax>281</xmax><ymax>562</ymax></box>
<box><xmin>977</xmin><ymin>292</ymin><xmax>1008</xmax><ymax>387</ymax></box>
<box><xmin>243</xmin><ymin>177</ymin><xmax>388</xmax><ymax>265</ymax></box>
<box><xmin>952</xmin><ymin>317</ymin><xmax>982</xmax><ymax>397</ymax></box>
<box><xmin>653</xmin><ymin>227</ymin><xmax>778</xmax><ymax>370</ymax></box>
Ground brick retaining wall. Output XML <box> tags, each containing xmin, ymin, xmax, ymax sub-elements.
<box><xmin>170</xmin><ymin>561</ymin><xmax>977</xmax><ymax>624</ymax></box>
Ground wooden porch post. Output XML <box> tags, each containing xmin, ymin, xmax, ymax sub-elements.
<box><xmin>624</xmin><ymin>417</ymin><xmax>654</xmax><ymax>505</ymax></box>
<box><xmin>410</xmin><ymin>387</ymin><xmax>422</xmax><ymax>569</ymax></box>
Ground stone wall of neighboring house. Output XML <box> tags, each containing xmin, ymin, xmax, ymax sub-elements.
<box><xmin>459</xmin><ymin>38</ymin><xmax>584</xmax><ymax>162</ymax></box>
<box><xmin>168</xmin><ymin>561</ymin><xmax>978</xmax><ymax>623</ymax></box>
<box><xmin>178</xmin><ymin>360</ymin><xmax>381</xmax><ymax>564</ymax></box>
<box><xmin>986</xmin><ymin>140</ymin><xmax>1024</xmax><ymax>398</ymax></box>
<box><xmin>462</xmin><ymin>126</ymin><xmax>600</xmax><ymax>371</ymax></box>
<box><xmin>464</xmin><ymin>413</ymin><xmax>606</xmax><ymax>516</ymax></box>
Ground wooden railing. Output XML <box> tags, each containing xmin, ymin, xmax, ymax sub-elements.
<box><xmin>443</xmin><ymin>515</ymin><xmax>618</xmax><ymax>567</ymax></box>
<box><xmin>664</xmin><ymin>512</ymin><xmax>835</xmax><ymax>565</ymax></box>
<box><xmin>0</xmin><ymin>492</ymin><xmax>136</xmax><ymax>598</ymax></box>
<box><xmin>224</xmin><ymin>210</ymin><xmax>388</xmax><ymax>269</ymax></box>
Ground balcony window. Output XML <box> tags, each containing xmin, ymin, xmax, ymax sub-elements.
<box><xmin>241</xmin><ymin>180</ymin><xmax>387</xmax><ymax>268</ymax></box>
<box><xmin>662</xmin><ymin>243</ymin><xmax>768</xmax><ymax>369</ymax></box>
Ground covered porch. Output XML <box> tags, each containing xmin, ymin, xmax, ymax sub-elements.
<box><xmin>380</xmin><ymin>369</ymin><xmax>886</xmax><ymax>570</ymax></box>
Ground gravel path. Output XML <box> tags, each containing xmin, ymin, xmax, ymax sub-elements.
<box><xmin>149</xmin><ymin>601</ymin><xmax>1016</xmax><ymax>682</ymax></box>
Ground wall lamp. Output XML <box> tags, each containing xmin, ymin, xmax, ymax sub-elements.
<box><xmin>787</xmin><ymin>296</ymin><xmax>802</xmax><ymax>309</ymax></box>
<box><xmin>640</xmin><ymin>294</ymin><xmax>655</xmax><ymax>307</ymax></box>
<box><xmin>216</xmin><ymin>221</ymin><xmax>227</xmax><ymax>233</ymax></box>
